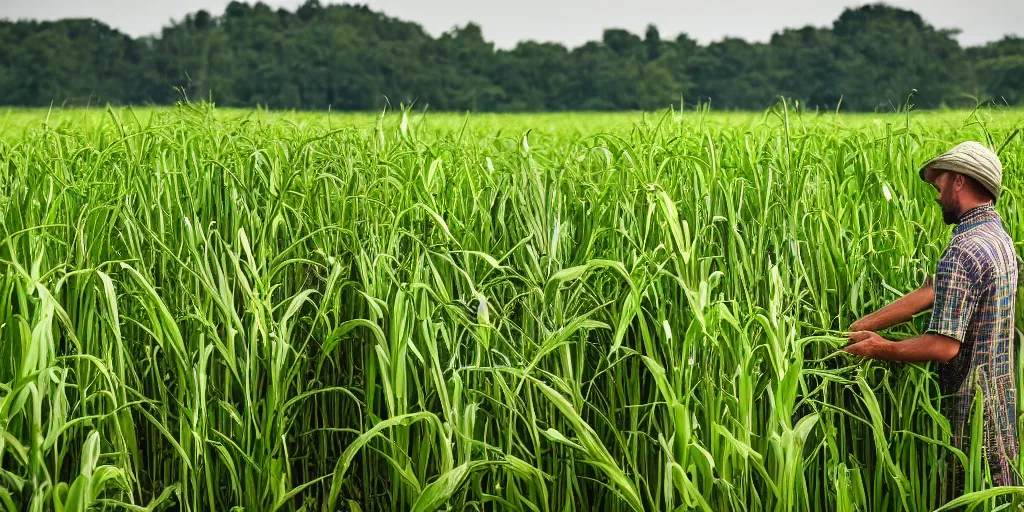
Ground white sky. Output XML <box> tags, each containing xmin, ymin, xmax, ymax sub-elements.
<box><xmin>1</xmin><ymin>0</ymin><xmax>1020</xmax><ymax>49</ymax></box>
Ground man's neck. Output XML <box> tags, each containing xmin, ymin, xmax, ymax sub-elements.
<box><xmin>962</xmin><ymin>200</ymin><xmax>992</xmax><ymax>212</ymax></box>
<box><xmin>957</xmin><ymin>201</ymin><xmax>994</xmax><ymax>223</ymax></box>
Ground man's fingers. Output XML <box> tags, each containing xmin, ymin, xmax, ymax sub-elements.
<box><xmin>847</xmin><ymin>330</ymin><xmax>871</xmax><ymax>343</ymax></box>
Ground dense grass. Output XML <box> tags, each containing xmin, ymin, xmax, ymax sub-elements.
<box><xmin>1</xmin><ymin>104</ymin><xmax>1023</xmax><ymax>511</ymax></box>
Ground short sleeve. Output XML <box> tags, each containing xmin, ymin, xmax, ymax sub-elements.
<box><xmin>927</xmin><ymin>246</ymin><xmax>979</xmax><ymax>343</ymax></box>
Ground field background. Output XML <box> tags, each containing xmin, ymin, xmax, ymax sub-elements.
<box><xmin>1</xmin><ymin>105</ymin><xmax>1023</xmax><ymax>511</ymax></box>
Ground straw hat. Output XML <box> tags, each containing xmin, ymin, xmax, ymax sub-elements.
<box><xmin>918</xmin><ymin>141</ymin><xmax>1003</xmax><ymax>201</ymax></box>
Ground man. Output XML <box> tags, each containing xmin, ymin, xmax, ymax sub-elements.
<box><xmin>843</xmin><ymin>141</ymin><xmax>1020</xmax><ymax>496</ymax></box>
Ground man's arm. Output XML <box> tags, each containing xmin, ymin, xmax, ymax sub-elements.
<box><xmin>849</xmin><ymin>281</ymin><xmax>934</xmax><ymax>332</ymax></box>
<box><xmin>843</xmin><ymin>331</ymin><xmax>960</xmax><ymax>363</ymax></box>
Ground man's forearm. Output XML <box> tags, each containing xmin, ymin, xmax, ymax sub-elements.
<box><xmin>858</xmin><ymin>333</ymin><xmax>960</xmax><ymax>363</ymax></box>
<box><xmin>851</xmin><ymin>285</ymin><xmax>935</xmax><ymax>331</ymax></box>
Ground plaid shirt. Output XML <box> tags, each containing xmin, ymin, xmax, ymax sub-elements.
<box><xmin>928</xmin><ymin>203</ymin><xmax>1020</xmax><ymax>491</ymax></box>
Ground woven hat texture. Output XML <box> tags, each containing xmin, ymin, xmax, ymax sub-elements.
<box><xmin>919</xmin><ymin>141</ymin><xmax>1003</xmax><ymax>201</ymax></box>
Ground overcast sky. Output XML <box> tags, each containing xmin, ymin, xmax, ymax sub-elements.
<box><xmin>1</xmin><ymin>0</ymin><xmax>1020</xmax><ymax>48</ymax></box>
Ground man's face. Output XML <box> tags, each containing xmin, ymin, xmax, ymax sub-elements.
<box><xmin>929</xmin><ymin>170</ymin><xmax>961</xmax><ymax>224</ymax></box>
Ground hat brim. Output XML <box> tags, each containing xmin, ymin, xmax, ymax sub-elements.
<box><xmin>918</xmin><ymin>163</ymin><xmax>943</xmax><ymax>184</ymax></box>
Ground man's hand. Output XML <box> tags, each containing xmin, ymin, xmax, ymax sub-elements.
<box><xmin>842</xmin><ymin>331</ymin><xmax>960</xmax><ymax>363</ymax></box>
<box><xmin>849</xmin><ymin>319</ymin><xmax>870</xmax><ymax>332</ymax></box>
<box><xmin>843</xmin><ymin>330</ymin><xmax>890</xmax><ymax>358</ymax></box>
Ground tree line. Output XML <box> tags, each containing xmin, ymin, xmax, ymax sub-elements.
<box><xmin>1</xmin><ymin>1</ymin><xmax>1022</xmax><ymax>111</ymax></box>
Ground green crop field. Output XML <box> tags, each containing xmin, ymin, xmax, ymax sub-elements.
<box><xmin>1</xmin><ymin>104</ymin><xmax>1023</xmax><ymax>511</ymax></box>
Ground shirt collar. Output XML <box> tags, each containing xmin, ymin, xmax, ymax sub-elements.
<box><xmin>954</xmin><ymin>203</ymin><xmax>998</xmax><ymax>235</ymax></box>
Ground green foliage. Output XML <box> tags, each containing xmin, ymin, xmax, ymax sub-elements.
<box><xmin>974</xmin><ymin>56</ymin><xmax>1024</xmax><ymax>106</ymax></box>
<box><xmin>1</xmin><ymin>4</ymin><xmax>1023</xmax><ymax>110</ymax></box>
<box><xmin>0</xmin><ymin>103</ymin><xmax>1023</xmax><ymax>511</ymax></box>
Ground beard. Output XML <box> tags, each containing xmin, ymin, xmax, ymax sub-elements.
<box><xmin>941</xmin><ymin>204</ymin><xmax>959</xmax><ymax>225</ymax></box>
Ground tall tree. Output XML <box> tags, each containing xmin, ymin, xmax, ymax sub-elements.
<box><xmin>644</xmin><ymin>24</ymin><xmax>661</xmax><ymax>61</ymax></box>
<box><xmin>968</xmin><ymin>37</ymin><xmax>1024</xmax><ymax>105</ymax></box>
<box><xmin>830</xmin><ymin>4</ymin><xmax>966</xmax><ymax>110</ymax></box>
<box><xmin>768</xmin><ymin>26</ymin><xmax>842</xmax><ymax>110</ymax></box>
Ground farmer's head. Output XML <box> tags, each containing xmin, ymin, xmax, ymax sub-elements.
<box><xmin>919</xmin><ymin>141</ymin><xmax>1002</xmax><ymax>225</ymax></box>
<box><xmin>923</xmin><ymin>169</ymin><xmax>993</xmax><ymax>224</ymax></box>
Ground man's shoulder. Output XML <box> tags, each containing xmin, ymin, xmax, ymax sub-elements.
<box><xmin>947</xmin><ymin>225</ymin><xmax>1016</xmax><ymax>272</ymax></box>
<box><xmin>952</xmin><ymin>219</ymin><xmax>1009</xmax><ymax>247</ymax></box>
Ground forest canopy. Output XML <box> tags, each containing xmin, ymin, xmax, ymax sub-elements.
<box><xmin>0</xmin><ymin>1</ymin><xmax>1021</xmax><ymax>111</ymax></box>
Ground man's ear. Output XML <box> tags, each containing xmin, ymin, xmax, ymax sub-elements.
<box><xmin>952</xmin><ymin>173</ymin><xmax>964</xmax><ymax>191</ymax></box>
